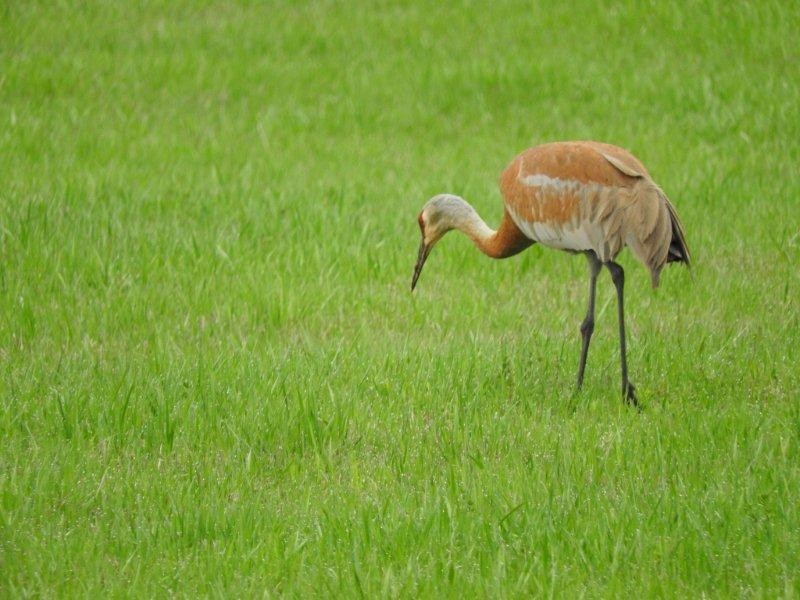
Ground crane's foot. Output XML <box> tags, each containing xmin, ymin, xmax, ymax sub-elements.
<box><xmin>623</xmin><ymin>381</ymin><xmax>640</xmax><ymax>409</ymax></box>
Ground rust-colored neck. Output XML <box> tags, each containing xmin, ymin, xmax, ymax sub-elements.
<box><xmin>461</xmin><ymin>209</ymin><xmax>533</xmax><ymax>259</ymax></box>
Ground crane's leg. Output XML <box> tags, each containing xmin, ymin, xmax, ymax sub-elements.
<box><xmin>576</xmin><ymin>252</ymin><xmax>602</xmax><ymax>390</ymax></box>
<box><xmin>605</xmin><ymin>261</ymin><xmax>639</xmax><ymax>407</ymax></box>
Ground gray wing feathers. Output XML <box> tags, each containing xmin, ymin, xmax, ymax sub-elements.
<box><xmin>592</xmin><ymin>186</ymin><xmax>617</xmax><ymax>221</ymax></box>
<box><xmin>599</xmin><ymin>151</ymin><xmax>644</xmax><ymax>178</ymax></box>
<box><xmin>596</xmin><ymin>148</ymin><xmax>690</xmax><ymax>283</ymax></box>
<box><xmin>623</xmin><ymin>180</ymin><xmax>676</xmax><ymax>288</ymax></box>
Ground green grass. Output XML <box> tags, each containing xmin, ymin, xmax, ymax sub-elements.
<box><xmin>2</xmin><ymin>0</ymin><xmax>799</xmax><ymax>596</ymax></box>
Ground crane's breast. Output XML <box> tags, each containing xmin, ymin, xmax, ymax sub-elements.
<box><xmin>503</xmin><ymin>172</ymin><xmax>630</xmax><ymax>261</ymax></box>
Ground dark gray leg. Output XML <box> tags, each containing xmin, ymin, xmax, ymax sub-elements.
<box><xmin>605</xmin><ymin>261</ymin><xmax>639</xmax><ymax>406</ymax></box>
<box><xmin>576</xmin><ymin>252</ymin><xmax>602</xmax><ymax>390</ymax></box>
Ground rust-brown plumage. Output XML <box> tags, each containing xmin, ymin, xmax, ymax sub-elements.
<box><xmin>412</xmin><ymin>141</ymin><xmax>690</xmax><ymax>405</ymax></box>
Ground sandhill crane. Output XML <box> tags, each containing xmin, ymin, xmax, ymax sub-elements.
<box><xmin>411</xmin><ymin>141</ymin><xmax>690</xmax><ymax>406</ymax></box>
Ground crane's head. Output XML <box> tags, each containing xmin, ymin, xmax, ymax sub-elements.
<box><xmin>411</xmin><ymin>194</ymin><xmax>466</xmax><ymax>291</ymax></box>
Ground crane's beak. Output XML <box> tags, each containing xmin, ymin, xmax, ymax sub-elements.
<box><xmin>411</xmin><ymin>238</ymin><xmax>430</xmax><ymax>291</ymax></box>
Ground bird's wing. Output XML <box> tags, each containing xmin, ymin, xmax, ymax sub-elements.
<box><xmin>598</xmin><ymin>151</ymin><xmax>645</xmax><ymax>178</ymax></box>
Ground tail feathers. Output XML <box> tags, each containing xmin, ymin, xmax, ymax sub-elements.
<box><xmin>663</xmin><ymin>194</ymin><xmax>690</xmax><ymax>266</ymax></box>
<box><xmin>626</xmin><ymin>182</ymin><xmax>690</xmax><ymax>288</ymax></box>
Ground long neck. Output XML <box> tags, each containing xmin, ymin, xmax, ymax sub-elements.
<box><xmin>452</xmin><ymin>199</ymin><xmax>533</xmax><ymax>259</ymax></box>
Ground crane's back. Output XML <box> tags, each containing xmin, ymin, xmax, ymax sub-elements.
<box><xmin>499</xmin><ymin>141</ymin><xmax>690</xmax><ymax>287</ymax></box>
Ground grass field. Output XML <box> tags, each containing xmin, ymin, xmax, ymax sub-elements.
<box><xmin>2</xmin><ymin>0</ymin><xmax>800</xmax><ymax>596</ymax></box>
